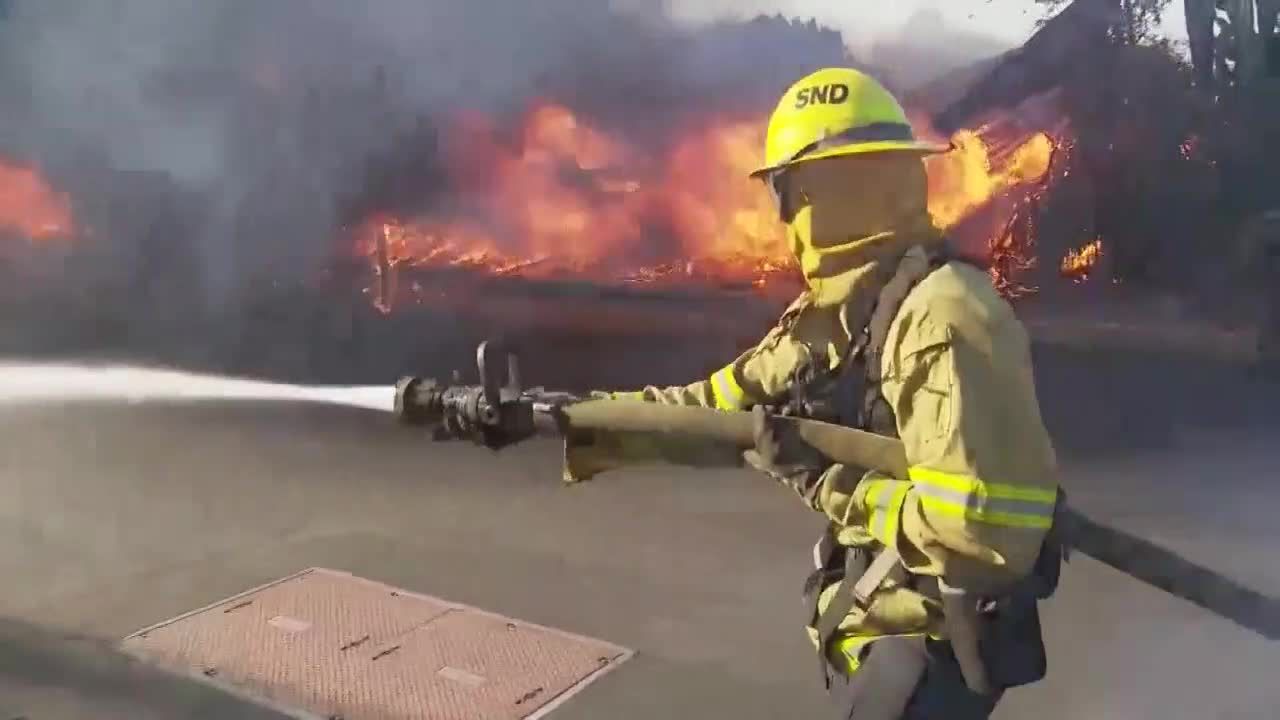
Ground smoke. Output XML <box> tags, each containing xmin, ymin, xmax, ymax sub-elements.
<box><xmin>0</xmin><ymin>0</ymin><xmax>1012</xmax><ymax>381</ymax></box>
<box><xmin>4</xmin><ymin>0</ymin><xmax>644</xmax><ymax>306</ymax></box>
<box><xmin>863</xmin><ymin>7</ymin><xmax>1014</xmax><ymax>91</ymax></box>
<box><xmin>662</xmin><ymin>1</ymin><xmax>1020</xmax><ymax>91</ymax></box>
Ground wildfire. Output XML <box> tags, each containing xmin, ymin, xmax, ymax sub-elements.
<box><xmin>352</xmin><ymin>102</ymin><xmax>1060</xmax><ymax>311</ymax></box>
<box><xmin>0</xmin><ymin>159</ymin><xmax>75</xmax><ymax>240</ymax></box>
<box><xmin>924</xmin><ymin>127</ymin><xmax>1056</xmax><ymax>229</ymax></box>
<box><xmin>1061</xmin><ymin>238</ymin><xmax>1103</xmax><ymax>282</ymax></box>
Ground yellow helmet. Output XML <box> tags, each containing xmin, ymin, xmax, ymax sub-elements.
<box><xmin>751</xmin><ymin>67</ymin><xmax>948</xmax><ymax>178</ymax></box>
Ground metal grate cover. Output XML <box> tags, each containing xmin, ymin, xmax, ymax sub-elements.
<box><xmin>121</xmin><ymin>568</ymin><xmax>632</xmax><ymax>720</ymax></box>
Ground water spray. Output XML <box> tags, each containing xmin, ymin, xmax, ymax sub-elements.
<box><xmin>0</xmin><ymin>362</ymin><xmax>395</xmax><ymax>413</ymax></box>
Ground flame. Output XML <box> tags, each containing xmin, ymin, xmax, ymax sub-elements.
<box><xmin>0</xmin><ymin>159</ymin><xmax>75</xmax><ymax>240</ymax></box>
<box><xmin>925</xmin><ymin>128</ymin><xmax>1056</xmax><ymax>230</ymax></box>
<box><xmin>356</xmin><ymin>101</ymin><xmax>649</xmax><ymax>278</ymax></box>
<box><xmin>988</xmin><ymin>196</ymin><xmax>1042</xmax><ymax>300</ymax></box>
<box><xmin>353</xmin><ymin>103</ymin><xmax>1061</xmax><ymax>310</ymax></box>
<box><xmin>1060</xmin><ymin>238</ymin><xmax>1103</xmax><ymax>282</ymax></box>
<box><xmin>663</xmin><ymin>120</ymin><xmax>791</xmax><ymax>280</ymax></box>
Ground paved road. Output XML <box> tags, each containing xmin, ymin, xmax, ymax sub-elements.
<box><xmin>0</xmin><ymin>395</ymin><xmax>1277</xmax><ymax>719</ymax></box>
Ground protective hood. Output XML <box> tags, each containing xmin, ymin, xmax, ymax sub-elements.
<box><xmin>785</xmin><ymin>153</ymin><xmax>943</xmax><ymax>308</ymax></box>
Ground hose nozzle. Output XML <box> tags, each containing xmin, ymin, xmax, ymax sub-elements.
<box><xmin>394</xmin><ymin>376</ymin><xmax>442</xmax><ymax>426</ymax></box>
<box><xmin>391</xmin><ymin>341</ymin><xmax>539</xmax><ymax>449</ymax></box>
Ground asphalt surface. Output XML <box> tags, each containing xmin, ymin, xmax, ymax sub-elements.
<box><xmin>1</xmin><ymin>376</ymin><xmax>1279</xmax><ymax>719</ymax></box>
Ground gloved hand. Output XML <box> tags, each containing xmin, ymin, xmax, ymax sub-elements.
<box><xmin>742</xmin><ymin>405</ymin><xmax>829</xmax><ymax>509</ymax></box>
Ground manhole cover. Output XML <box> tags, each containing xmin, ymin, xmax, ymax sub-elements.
<box><xmin>121</xmin><ymin>569</ymin><xmax>632</xmax><ymax>719</ymax></box>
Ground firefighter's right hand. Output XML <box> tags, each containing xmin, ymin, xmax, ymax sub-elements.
<box><xmin>742</xmin><ymin>405</ymin><xmax>827</xmax><ymax>509</ymax></box>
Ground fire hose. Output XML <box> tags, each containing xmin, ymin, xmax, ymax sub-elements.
<box><xmin>395</xmin><ymin>340</ymin><xmax>1280</xmax><ymax>641</ymax></box>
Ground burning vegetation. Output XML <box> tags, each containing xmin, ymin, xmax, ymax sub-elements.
<box><xmin>0</xmin><ymin>94</ymin><xmax>1068</xmax><ymax>322</ymax></box>
<box><xmin>0</xmin><ymin>94</ymin><xmax>1085</xmax><ymax>315</ymax></box>
<box><xmin>1061</xmin><ymin>238</ymin><xmax>1104</xmax><ymax>282</ymax></box>
<box><xmin>0</xmin><ymin>2</ymin><xmax>1274</xmax><ymax>379</ymax></box>
<box><xmin>349</xmin><ymin>100</ymin><xmax>1063</xmax><ymax>313</ymax></box>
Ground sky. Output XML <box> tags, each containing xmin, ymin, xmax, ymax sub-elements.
<box><xmin>664</xmin><ymin>0</ymin><xmax>1190</xmax><ymax>54</ymax></box>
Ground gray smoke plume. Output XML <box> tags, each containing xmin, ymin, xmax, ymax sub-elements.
<box><xmin>0</xmin><ymin>1</ymin><xmax>1011</xmax><ymax>381</ymax></box>
<box><xmin>4</xmin><ymin>0</ymin><xmax>656</xmax><ymax>308</ymax></box>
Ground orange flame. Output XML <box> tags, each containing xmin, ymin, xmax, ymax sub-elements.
<box><xmin>663</xmin><ymin>119</ymin><xmax>790</xmax><ymax>283</ymax></box>
<box><xmin>353</xmin><ymin>103</ymin><xmax>1060</xmax><ymax>310</ymax></box>
<box><xmin>1061</xmin><ymin>238</ymin><xmax>1103</xmax><ymax>282</ymax></box>
<box><xmin>925</xmin><ymin>128</ymin><xmax>1055</xmax><ymax>229</ymax></box>
<box><xmin>0</xmin><ymin>159</ymin><xmax>75</xmax><ymax>240</ymax></box>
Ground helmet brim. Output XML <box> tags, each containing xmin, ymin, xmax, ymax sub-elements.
<box><xmin>749</xmin><ymin>139</ymin><xmax>953</xmax><ymax>179</ymax></box>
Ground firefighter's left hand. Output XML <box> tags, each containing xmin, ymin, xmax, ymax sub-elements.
<box><xmin>742</xmin><ymin>405</ymin><xmax>828</xmax><ymax>509</ymax></box>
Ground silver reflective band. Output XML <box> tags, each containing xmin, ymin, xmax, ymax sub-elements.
<box><xmin>914</xmin><ymin>482</ymin><xmax>1057</xmax><ymax>520</ymax></box>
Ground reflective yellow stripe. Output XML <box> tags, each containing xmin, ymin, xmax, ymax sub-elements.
<box><xmin>908</xmin><ymin>466</ymin><xmax>1056</xmax><ymax>530</ymax></box>
<box><xmin>835</xmin><ymin>635</ymin><xmax>875</xmax><ymax>672</ymax></box>
<box><xmin>834</xmin><ymin>633</ymin><xmax>925</xmax><ymax>674</ymax></box>
<box><xmin>863</xmin><ymin>479</ymin><xmax>884</xmax><ymax>513</ymax></box>
<box><xmin>880</xmin><ymin>484</ymin><xmax>910</xmax><ymax>545</ymax></box>
<box><xmin>611</xmin><ymin>391</ymin><xmax>646</xmax><ymax>401</ymax></box>
<box><xmin>918</xmin><ymin>496</ymin><xmax>1053</xmax><ymax>529</ymax></box>
<box><xmin>709</xmin><ymin>365</ymin><xmax>745</xmax><ymax>410</ymax></box>
<box><xmin>909</xmin><ymin>467</ymin><xmax>1058</xmax><ymax>503</ymax></box>
<box><xmin>864</xmin><ymin>479</ymin><xmax>908</xmax><ymax>546</ymax></box>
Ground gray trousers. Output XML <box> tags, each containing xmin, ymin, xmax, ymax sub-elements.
<box><xmin>828</xmin><ymin>637</ymin><xmax>1001</xmax><ymax>720</ymax></box>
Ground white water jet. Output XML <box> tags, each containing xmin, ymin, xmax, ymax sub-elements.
<box><xmin>0</xmin><ymin>362</ymin><xmax>396</xmax><ymax>413</ymax></box>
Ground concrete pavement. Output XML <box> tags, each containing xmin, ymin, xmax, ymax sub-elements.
<box><xmin>0</xmin><ymin>394</ymin><xmax>1277</xmax><ymax>719</ymax></box>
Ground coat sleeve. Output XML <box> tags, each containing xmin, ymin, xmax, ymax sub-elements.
<box><xmin>605</xmin><ymin>293</ymin><xmax>849</xmax><ymax>410</ymax></box>
<box><xmin>814</xmin><ymin>287</ymin><xmax>1060</xmax><ymax>589</ymax></box>
<box><xmin>562</xmin><ymin>294</ymin><xmax>851</xmax><ymax>483</ymax></box>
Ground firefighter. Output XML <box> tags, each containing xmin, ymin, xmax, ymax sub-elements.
<box><xmin>566</xmin><ymin>68</ymin><xmax>1063</xmax><ymax>719</ymax></box>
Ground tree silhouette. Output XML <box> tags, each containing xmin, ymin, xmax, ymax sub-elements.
<box><xmin>1034</xmin><ymin>0</ymin><xmax>1174</xmax><ymax>46</ymax></box>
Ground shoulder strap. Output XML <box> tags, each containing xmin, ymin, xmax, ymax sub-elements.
<box><xmin>860</xmin><ymin>246</ymin><xmax>951</xmax><ymax>435</ymax></box>
<box><xmin>782</xmin><ymin>245</ymin><xmax>954</xmax><ymax>428</ymax></box>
